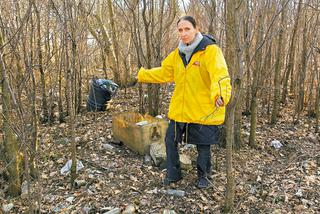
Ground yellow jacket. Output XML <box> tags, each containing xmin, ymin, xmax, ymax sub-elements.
<box><xmin>138</xmin><ymin>41</ymin><xmax>231</xmax><ymax>125</ymax></box>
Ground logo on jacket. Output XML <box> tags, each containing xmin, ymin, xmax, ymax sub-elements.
<box><xmin>193</xmin><ymin>61</ymin><xmax>200</xmax><ymax>66</ymax></box>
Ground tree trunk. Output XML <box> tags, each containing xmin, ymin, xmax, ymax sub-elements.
<box><xmin>107</xmin><ymin>0</ymin><xmax>121</xmax><ymax>84</ymax></box>
<box><xmin>281</xmin><ymin>0</ymin><xmax>302</xmax><ymax>104</ymax></box>
<box><xmin>0</xmin><ymin>34</ymin><xmax>21</xmax><ymax>197</ymax></box>
<box><xmin>313</xmin><ymin>51</ymin><xmax>319</xmax><ymax>133</ymax></box>
<box><xmin>294</xmin><ymin>11</ymin><xmax>308</xmax><ymax>122</ymax></box>
<box><xmin>249</xmin><ymin>11</ymin><xmax>264</xmax><ymax>148</ymax></box>
<box><xmin>64</xmin><ymin>0</ymin><xmax>77</xmax><ymax>187</ymax></box>
<box><xmin>33</xmin><ymin>1</ymin><xmax>48</xmax><ymax>122</ymax></box>
<box><xmin>244</xmin><ymin>1</ymin><xmax>251</xmax><ymax>115</ymax></box>
<box><xmin>224</xmin><ymin>0</ymin><xmax>244</xmax><ymax>211</ymax></box>
<box><xmin>271</xmin><ymin>0</ymin><xmax>287</xmax><ymax>124</ymax></box>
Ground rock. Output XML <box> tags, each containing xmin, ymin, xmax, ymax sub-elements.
<box><xmin>2</xmin><ymin>203</ymin><xmax>14</xmax><ymax>213</ymax></box>
<box><xmin>150</xmin><ymin>142</ymin><xmax>166</xmax><ymax>166</ymax></box>
<box><xmin>103</xmin><ymin>208</ymin><xmax>121</xmax><ymax>214</ymax></box>
<box><xmin>164</xmin><ymin>189</ymin><xmax>185</xmax><ymax>197</ymax></box>
<box><xmin>144</xmin><ymin>154</ymin><xmax>152</xmax><ymax>165</ymax></box>
<box><xmin>102</xmin><ymin>143</ymin><xmax>115</xmax><ymax>152</ymax></box>
<box><xmin>180</xmin><ymin>154</ymin><xmax>192</xmax><ymax>169</ymax></box>
<box><xmin>123</xmin><ymin>204</ymin><xmax>135</xmax><ymax>214</ymax></box>
<box><xmin>163</xmin><ymin>209</ymin><xmax>177</xmax><ymax>214</ymax></box>
<box><xmin>66</xmin><ymin>196</ymin><xmax>75</xmax><ymax>203</ymax></box>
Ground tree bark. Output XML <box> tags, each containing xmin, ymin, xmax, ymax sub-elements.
<box><xmin>281</xmin><ymin>0</ymin><xmax>302</xmax><ymax>104</ymax></box>
<box><xmin>0</xmin><ymin>34</ymin><xmax>22</xmax><ymax>197</ymax></box>
<box><xmin>249</xmin><ymin>10</ymin><xmax>264</xmax><ymax>148</ymax></box>
<box><xmin>32</xmin><ymin>0</ymin><xmax>49</xmax><ymax>122</ymax></box>
<box><xmin>224</xmin><ymin>0</ymin><xmax>244</xmax><ymax>211</ymax></box>
<box><xmin>294</xmin><ymin>10</ymin><xmax>308</xmax><ymax>122</ymax></box>
<box><xmin>271</xmin><ymin>0</ymin><xmax>287</xmax><ymax>124</ymax></box>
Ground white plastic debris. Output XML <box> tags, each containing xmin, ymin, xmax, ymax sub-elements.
<box><xmin>295</xmin><ymin>188</ymin><xmax>303</xmax><ymax>197</ymax></box>
<box><xmin>155</xmin><ymin>115</ymin><xmax>163</xmax><ymax>119</ymax></box>
<box><xmin>102</xmin><ymin>143</ymin><xmax>115</xmax><ymax>152</ymax></box>
<box><xmin>270</xmin><ymin>140</ymin><xmax>283</xmax><ymax>149</ymax></box>
<box><xmin>2</xmin><ymin>203</ymin><xmax>14</xmax><ymax>212</ymax></box>
<box><xmin>165</xmin><ymin>189</ymin><xmax>185</xmax><ymax>197</ymax></box>
<box><xmin>60</xmin><ymin>160</ymin><xmax>84</xmax><ymax>175</ymax></box>
<box><xmin>103</xmin><ymin>208</ymin><xmax>121</xmax><ymax>214</ymax></box>
<box><xmin>65</xmin><ymin>196</ymin><xmax>75</xmax><ymax>203</ymax></box>
<box><xmin>136</xmin><ymin>121</ymin><xmax>148</xmax><ymax>126</ymax></box>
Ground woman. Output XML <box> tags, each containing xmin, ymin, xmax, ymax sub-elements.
<box><xmin>137</xmin><ymin>16</ymin><xmax>231</xmax><ymax>189</ymax></box>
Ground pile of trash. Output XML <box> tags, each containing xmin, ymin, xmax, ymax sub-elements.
<box><xmin>87</xmin><ymin>78</ymin><xmax>118</xmax><ymax>112</ymax></box>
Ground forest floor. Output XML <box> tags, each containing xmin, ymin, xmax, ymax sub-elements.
<box><xmin>1</xmin><ymin>86</ymin><xmax>320</xmax><ymax>213</ymax></box>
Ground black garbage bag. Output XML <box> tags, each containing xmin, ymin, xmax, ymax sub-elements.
<box><xmin>87</xmin><ymin>78</ymin><xmax>118</xmax><ymax>112</ymax></box>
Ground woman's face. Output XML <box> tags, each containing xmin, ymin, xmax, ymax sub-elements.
<box><xmin>177</xmin><ymin>20</ymin><xmax>198</xmax><ymax>45</ymax></box>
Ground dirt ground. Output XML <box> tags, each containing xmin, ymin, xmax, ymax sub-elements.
<box><xmin>1</xmin><ymin>86</ymin><xmax>320</xmax><ymax>213</ymax></box>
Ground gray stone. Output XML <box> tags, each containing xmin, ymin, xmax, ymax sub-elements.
<box><xmin>180</xmin><ymin>154</ymin><xmax>191</xmax><ymax>165</ymax></box>
<box><xmin>144</xmin><ymin>154</ymin><xmax>152</xmax><ymax>164</ymax></box>
<box><xmin>150</xmin><ymin>142</ymin><xmax>166</xmax><ymax>166</ymax></box>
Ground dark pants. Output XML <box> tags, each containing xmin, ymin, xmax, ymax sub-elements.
<box><xmin>165</xmin><ymin>120</ymin><xmax>216</xmax><ymax>179</ymax></box>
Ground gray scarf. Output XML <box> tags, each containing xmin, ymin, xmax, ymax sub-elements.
<box><xmin>178</xmin><ymin>32</ymin><xmax>203</xmax><ymax>63</ymax></box>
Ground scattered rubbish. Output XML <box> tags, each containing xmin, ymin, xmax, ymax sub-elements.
<box><xmin>60</xmin><ymin>160</ymin><xmax>84</xmax><ymax>175</ymax></box>
<box><xmin>183</xmin><ymin>144</ymin><xmax>196</xmax><ymax>150</ymax></box>
<box><xmin>146</xmin><ymin>187</ymin><xmax>158</xmax><ymax>194</ymax></box>
<box><xmin>20</xmin><ymin>181</ymin><xmax>28</xmax><ymax>199</ymax></box>
<box><xmin>295</xmin><ymin>188</ymin><xmax>303</xmax><ymax>197</ymax></box>
<box><xmin>87</xmin><ymin>78</ymin><xmax>118</xmax><ymax>112</ymax></box>
<box><xmin>65</xmin><ymin>196</ymin><xmax>75</xmax><ymax>203</ymax></box>
<box><xmin>163</xmin><ymin>209</ymin><xmax>177</xmax><ymax>214</ymax></box>
<box><xmin>2</xmin><ymin>203</ymin><xmax>14</xmax><ymax>213</ymax></box>
<box><xmin>52</xmin><ymin>203</ymin><xmax>67</xmax><ymax>213</ymax></box>
<box><xmin>256</xmin><ymin>175</ymin><xmax>262</xmax><ymax>182</ymax></box>
<box><xmin>74</xmin><ymin>179</ymin><xmax>86</xmax><ymax>187</ymax></box>
<box><xmin>270</xmin><ymin>140</ymin><xmax>283</xmax><ymax>149</ymax></box>
<box><xmin>112</xmin><ymin>112</ymin><xmax>168</xmax><ymax>155</ymax></box>
<box><xmin>123</xmin><ymin>204</ymin><xmax>136</xmax><ymax>214</ymax></box>
<box><xmin>82</xmin><ymin>205</ymin><xmax>92</xmax><ymax>214</ymax></box>
<box><xmin>164</xmin><ymin>189</ymin><xmax>185</xmax><ymax>197</ymax></box>
<box><xmin>103</xmin><ymin>207</ymin><xmax>121</xmax><ymax>214</ymax></box>
<box><xmin>102</xmin><ymin>143</ymin><xmax>115</xmax><ymax>152</ymax></box>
